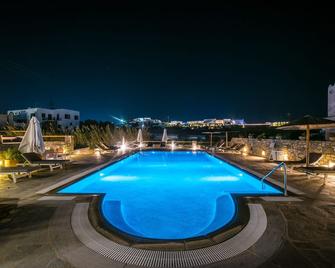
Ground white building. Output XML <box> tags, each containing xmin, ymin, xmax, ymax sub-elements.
<box><xmin>187</xmin><ymin>118</ymin><xmax>245</xmax><ymax>128</ymax></box>
<box><xmin>129</xmin><ymin>117</ymin><xmax>162</xmax><ymax>127</ymax></box>
<box><xmin>328</xmin><ymin>83</ymin><xmax>335</xmax><ymax>120</ymax></box>
<box><xmin>7</xmin><ymin>107</ymin><xmax>80</xmax><ymax>130</ymax></box>
<box><xmin>326</xmin><ymin>83</ymin><xmax>335</xmax><ymax>139</ymax></box>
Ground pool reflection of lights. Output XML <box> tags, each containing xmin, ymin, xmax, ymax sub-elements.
<box><xmin>59</xmin><ymin>151</ymin><xmax>281</xmax><ymax>240</ymax></box>
<box><xmin>101</xmin><ymin>175</ymin><xmax>138</xmax><ymax>181</ymax></box>
<box><xmin>202</xmin><ymin>176</ymin><xmax>239</xmax><ymax>182</ymax></box>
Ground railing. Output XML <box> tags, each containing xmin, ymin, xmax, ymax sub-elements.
<box><xmin>261</xmin><ymin>162</ymin><xmax>287</xmax><ymax>196</ymax></box>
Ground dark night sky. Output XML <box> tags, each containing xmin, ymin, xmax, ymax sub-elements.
<box><xmin>0</xmin><ymin>3</ymin><xmax>334</xmax><ymax>122</ymax></box>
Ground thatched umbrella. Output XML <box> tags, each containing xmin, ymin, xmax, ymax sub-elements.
<box><xmin>278</xmin><ymin>115</ymin><xmax>335</xmax><ymax>166</ymax></box>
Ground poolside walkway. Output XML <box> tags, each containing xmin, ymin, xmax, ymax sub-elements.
<box><xmin>0</xmin><ymin>151</ymin><xmax>334</xmax><ymax>267</ymax></box>
<box><xmin>217</xmin><ymin>153</ymin><xmax>335</xmax><ymax>268</ymax></box>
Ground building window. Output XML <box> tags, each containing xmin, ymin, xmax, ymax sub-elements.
<box><xmin>74</xmin><ymin>115</ymin><xmax>79</xmax><ymax>120</ymax></box>
<box><xmin>48</xmin><ymin>114</ymin><xmax>52</xmax><ymax>120</ymax></box>
<box><xmin>41</xmin><ymin>113</ymin><xmax>46</xmax><ymax>119</ymax></box>
<box><xmin>57</xmin><ymin>114</ymin><xmax>60</xmax><ymax>120</ymax></box>
<box><xmin>64</xmin><ymin>114</ymin><xmax>70</xmax><ymax>119</ymax></box>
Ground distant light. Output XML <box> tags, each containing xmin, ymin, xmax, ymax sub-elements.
<box><xmin>94</xmin><ymin>148</ymin><xmax>101</xmax><ymax>158</ymax></box>
<box><xmin>329</xmin><ymin>161</ymin><xmax>335</xmax><ymax>168</ymax></box>
<box><xmin>283</xmin><ymin>153</ymin><xmax>288</xmax><ymax>161</ymax></box>
<box><xmin>120</xmin><ymin>144</ymin><xmax>127</xmax><ymax>151</ymax></box>
<box><xmin>261</xmin><ymin>150</ymin><xmax>266</xmax><ymax>157</ymax></box>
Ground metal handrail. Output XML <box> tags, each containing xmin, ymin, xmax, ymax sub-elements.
<box><xmin>261</xmin><ymin>162</ymin><xmax>287</xmax><ymax>196</ymax></box>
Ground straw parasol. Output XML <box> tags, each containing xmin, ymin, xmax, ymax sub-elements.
<box><xmin>278</xmin><ymin>115</ymin><xmax>335</xmax><ymax>166</ymax></box>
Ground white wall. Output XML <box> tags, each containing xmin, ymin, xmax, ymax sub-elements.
<box><xmin>7</xmin><ymin>108</ymin><xmax>80</xmax><ymax>130</ymax></box>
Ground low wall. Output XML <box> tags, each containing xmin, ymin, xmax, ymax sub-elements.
<box><xmin>231</xmin><ymin>137</ymin><xmax>335</xmax><ymax>164</ymax></box>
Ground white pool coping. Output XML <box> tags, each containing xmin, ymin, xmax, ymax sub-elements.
<box><xmin>71</xmin><ymin>203</ymin><xmax>267</xmax><ymax>267</ymax></box>
<box><xmin>37</xmin><ymin>150</ymin><xmax>304</xmax><ymax>197</ymax></box>
<box><xmin>36</xmin><ymin>155</ymin><xmax>126</xmax><ymax>194</ymax></box>
<box><xmin>214</xmin><ymin>153</ymin><xmax>305</xmax><ymax>195</ymax></box>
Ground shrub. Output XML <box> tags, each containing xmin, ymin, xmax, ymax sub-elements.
<box><xmin>0</xmin><ymin>147</ymin><xmax>23</xmax><ymax>162</ymax></box>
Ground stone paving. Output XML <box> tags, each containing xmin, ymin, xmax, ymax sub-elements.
<box><xmin>0</xmin><ymin>151</ymin><xmax>334</xmax><ymax>267</ymax></box>
<box><xmin>219</xmin><ymin>153</ymin><xmax>335</xmax><ymax>268</ymax></box>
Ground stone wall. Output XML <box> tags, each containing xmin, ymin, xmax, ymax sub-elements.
<box><xmin>231</xmin><ymin>137</ymin><xmax>335</xmax><ymax>164</ymax></box>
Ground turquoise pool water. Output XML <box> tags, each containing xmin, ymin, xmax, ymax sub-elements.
<box><xmin>59</xmin><ymin>151</ymin><xmax>281</xmax><ymax>239</ymax></box>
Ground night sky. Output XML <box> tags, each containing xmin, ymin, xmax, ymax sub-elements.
<box><xmin>0</xmin><ymin>3</ymin><xmax>334</xmax><ymax>122</ymax></box>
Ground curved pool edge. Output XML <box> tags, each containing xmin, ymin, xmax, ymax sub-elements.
<box><xmin>72</xmin><ymin>201</ymin><xmax>267</xmax><ymax>267</ymax></box>
<box><xmin>89</xmin><ymin>195</ymin><xmax>249</xmax><ymax>250</ymax></box>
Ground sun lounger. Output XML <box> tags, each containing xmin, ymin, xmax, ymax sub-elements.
<box><xmin>273</xmin><ymin>153</ymin><xmax>322</xmax><ymax>166</ymax></box>
<box><xmin>0</xmin><ymin>166</ymin><xmax>42</xmax><ymax>183</ymax></box>
<box><xmin>97</xmin><ymin>142</ymin><xmax>119</xmax><ymax>151</ymax></box>
<box><xmin>221</xmin><ymin>143</ymin><xmax>245</xmax><ymax>153</ymax></box>
<box><xmin>294</xmin><ymin>166</ymin><xmax>335</xmax><ymax>181</ymax></box>
<box><xmin>22</xmin><ymin>152</ymin><xmax>70</xmax><ymax>171</ymax></box>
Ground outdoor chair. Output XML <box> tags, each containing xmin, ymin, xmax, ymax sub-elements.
<box><xmin>22</xmin><ymin>152</ymin><xmax>70</xmax><ymax>171</ymax></box>
<box><xmin>272</xmin><ymin>153</ymin><xmax>322</xmax><ymax>167</ymax></box>
<box><xmin>294</xmin><ymin>165</ymin><xmax>335</xmax><ymax>182</ymax></box>
<box><xmin>0</xmin><ymin>166</ymin><xmax>42</xmax><ymax>183</ymax></box>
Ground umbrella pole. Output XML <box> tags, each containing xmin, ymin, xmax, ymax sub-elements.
<box><xmin>306</xmin><ymin>124</ymin><xmax>310</xmax><ymax>167</ymax></box>
<box><xmin>210</xmin><ymin>133</ymin><xmax>213</xmax><ymax>147</ymax></box>
<box><xmin>226</xmin><ymin>131</ymin><xmax>228</xmax><ymax>148</ymax></box>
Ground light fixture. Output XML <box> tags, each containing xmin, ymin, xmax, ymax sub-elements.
<box><xmin>94</xmin><ymin>148</ymin><xmax>101</xmax><ymax>158</ymax></box>
<box><xmin>261</xmin><ymin>150</ymin><xmax>266</xmax><ymax>157</ymax></box>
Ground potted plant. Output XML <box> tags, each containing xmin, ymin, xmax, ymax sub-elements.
<box><xmin>1</xmin><ymin>148</ymin><xmax>21</xmax><ymax>167</ymax></box>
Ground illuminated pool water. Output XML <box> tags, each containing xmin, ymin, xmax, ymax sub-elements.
<box><xmin>59</xmin><ymin>151</ymin><xmax>281</xmax><ymax>239</ymax></box>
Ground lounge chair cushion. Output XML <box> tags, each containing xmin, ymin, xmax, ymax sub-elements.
<box><xmin>22</xmin><ymin>153</ymin><xmax>69</xmax><ymax>165</ymax></box>
<box><xmin>23</xmin><ymin>152</ymin><xmax>43</xmax><ymax>161</ymax></box>
<box><xmin>29</xmin><ymin>160</ymin><xmax>69</xmax><ymax>165</ymax></box>
<box><xmin>0</xmin><ymin>166</ymin><xmax>41</xmax><ymax>173</ymax></box>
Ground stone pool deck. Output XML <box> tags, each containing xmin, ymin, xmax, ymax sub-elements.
<box><xmin>0</xmin><ymin>151</ymin><xmax>334</xmax><ymax>267</ymax></box>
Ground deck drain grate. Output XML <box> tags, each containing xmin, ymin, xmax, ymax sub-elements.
<box><xmin>72</xmin><ymin>203</ymin><xmax>267</xmax><ymax>267</ymax></box>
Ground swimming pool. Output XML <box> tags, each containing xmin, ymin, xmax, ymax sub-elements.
<box><xmin>59</xmin><ymin>151</ymin><xmax>281</xmax><ymax>240</ymax></box>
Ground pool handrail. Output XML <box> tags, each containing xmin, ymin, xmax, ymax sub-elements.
<box><xmin>261</xmin><ymin>162</ymin><xmax>287</xmax><ymax>196</ymax></box>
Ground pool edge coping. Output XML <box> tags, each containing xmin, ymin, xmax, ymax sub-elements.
<box><xmin>36</xmin><ymin>152</ymin><xmax>135</xmax><ymax>195</ymax></box>
<box><xmin>213</xmin><ymin>152</ymin><xmax>305</xmax><ymax>196</ymax></box>
<box><xmin>71</xmin><ymin>202</ymin><xmax>268</xmax><ymax>267</ymax></box>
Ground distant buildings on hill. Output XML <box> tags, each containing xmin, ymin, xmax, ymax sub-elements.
<box><xmin>127</xmin><ymin>117</ymin><xmax>291</xmax><ymax>129</ymax></box>
<box><xmin>6</xmin><ymin>107</ymin><xmax>80</xmax><ymax>131</ymax></box>
<box><xmin>129</xmin><ymin>117</ymin><xmax>246</xmax><ymax>128</ymax></box>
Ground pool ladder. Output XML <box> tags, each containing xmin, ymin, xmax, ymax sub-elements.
<box><xmin>261</xmin><ymin>162</ymin><xmax>287</xmax><ymax>196</ymax></box>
